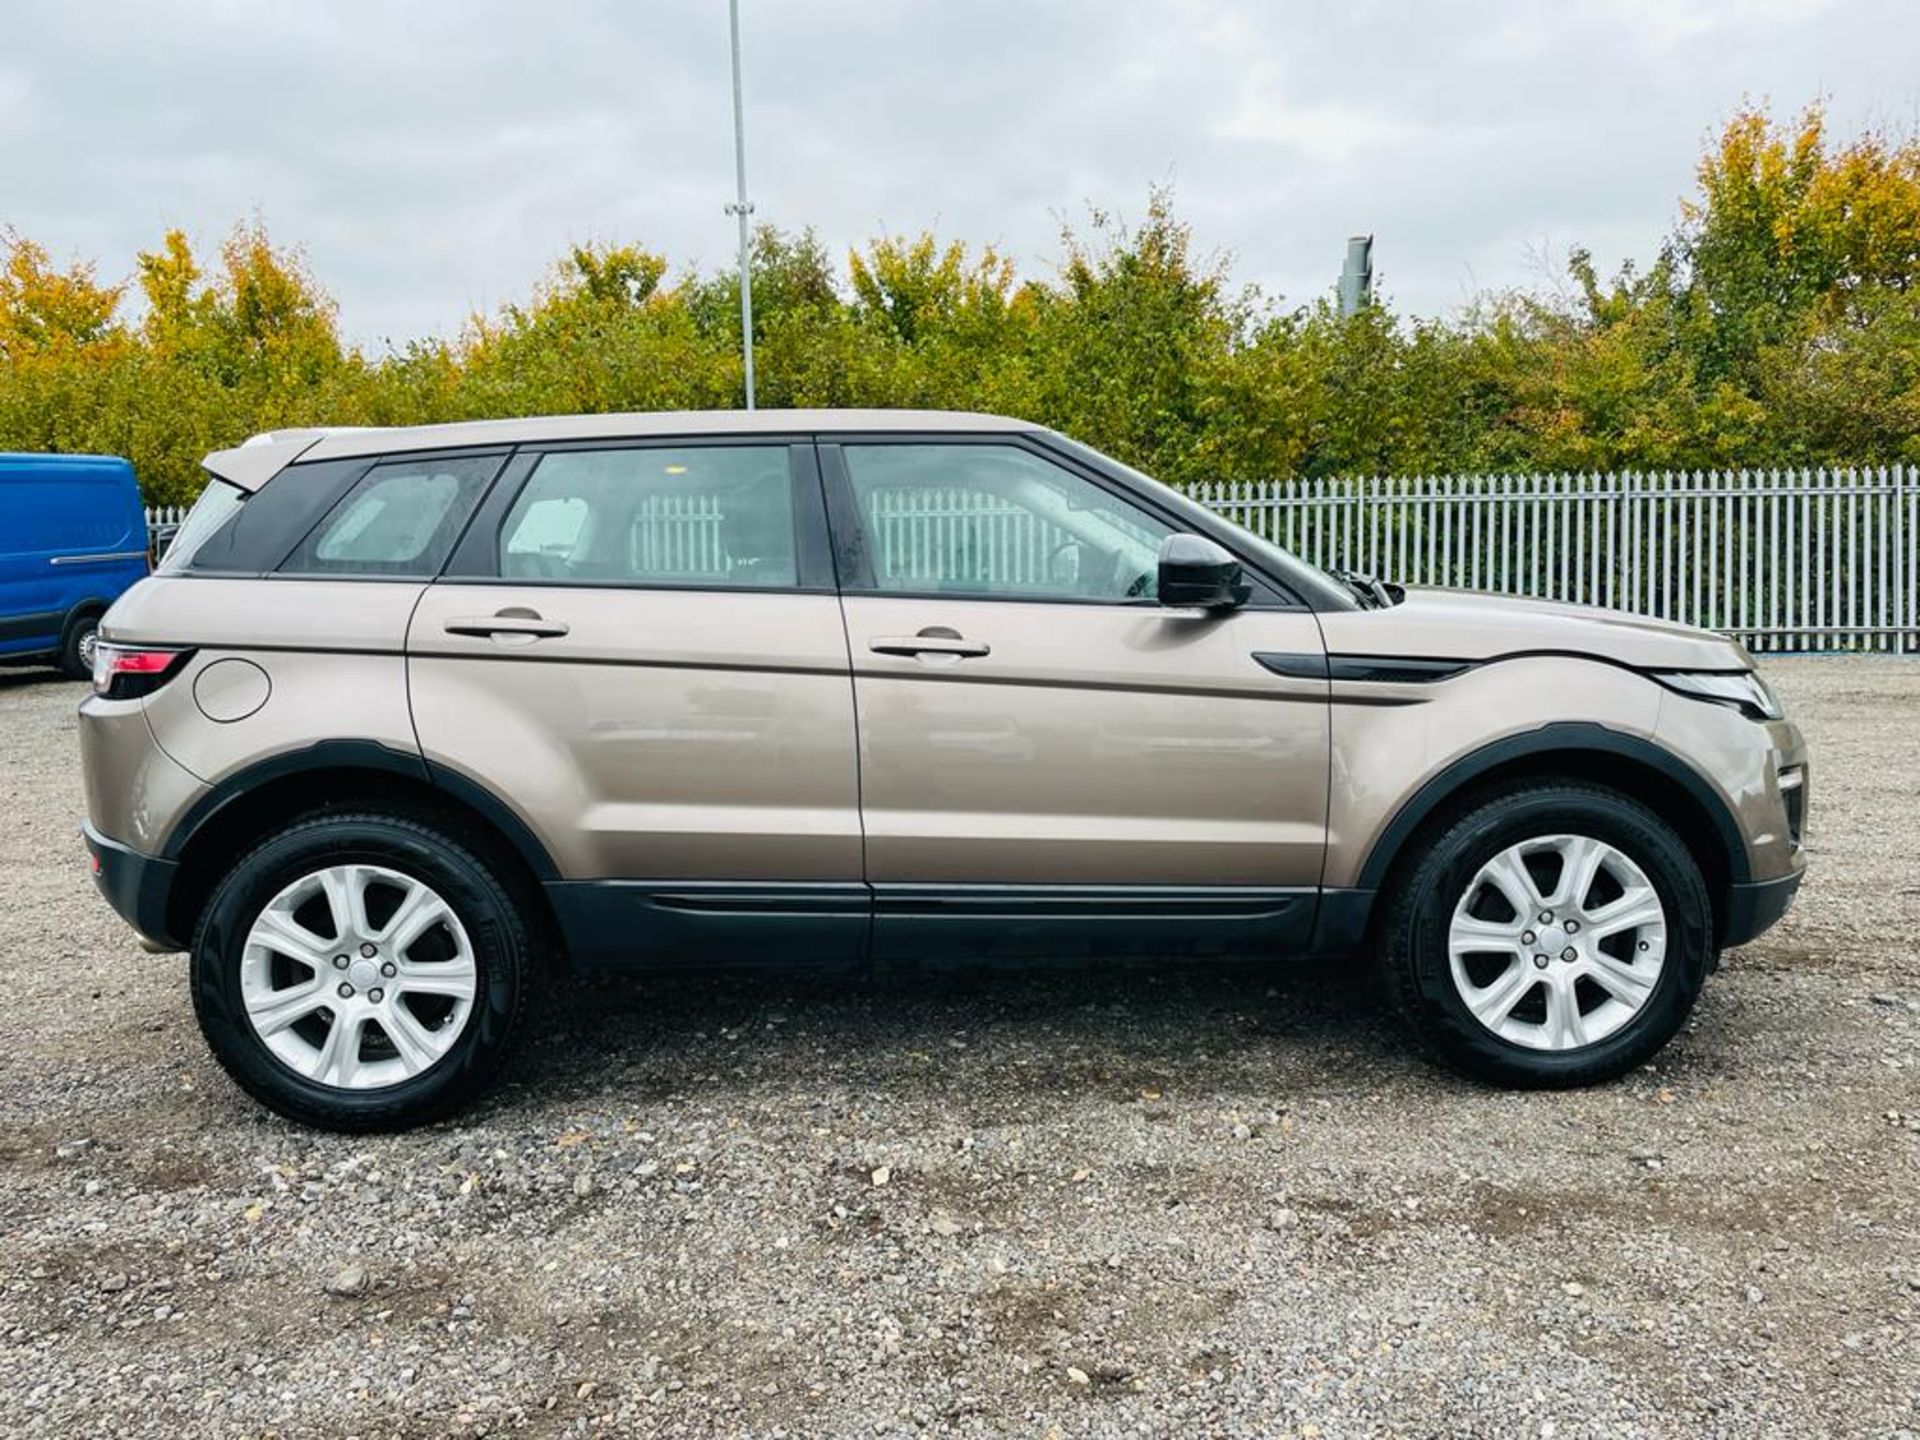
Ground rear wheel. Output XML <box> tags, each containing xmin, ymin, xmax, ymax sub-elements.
<box><xmin>58</xmin><ymin>614</ymin><xmax>99</xmax><ymax>680</ymax></box>
<box><xmin>1378</xmin><ymin>782</ymin><xmax>1712</xmax><ymax>1087</ymax></box>
<box><xmin>190</xmin><ymin>811</ymin><xmax>536</xmax><ymax>1130</ymax></box>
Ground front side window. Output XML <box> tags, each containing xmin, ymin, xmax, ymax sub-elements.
<box><xmin>282</xmin><ymin>456</ymin><xmax>497</xmax><ymax>577</ymax></box>
<box><xmin>840</xmin><ymin>444</ymin><xmax>1172</xmax><ymax>601</ymax></box>
<box><xmin>498</xmin><ymin>446</ymin><xmax>796</xmax><ymax>588</ymax></box>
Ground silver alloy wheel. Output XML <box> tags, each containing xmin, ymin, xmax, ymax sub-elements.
<box><xmin>238</xmin><ymin>863</ymin><xmax>478</xmax><ymax>1090</ymax></box>
<box><xmin>76</xmin><ymin>625</ymin><xmax>98</xmax><ymax>672</ymax></box>
<box><xmin>1447</xmin><ymin>833</ymin><xmax>1667</xmax><ymax>1051</ymax></box>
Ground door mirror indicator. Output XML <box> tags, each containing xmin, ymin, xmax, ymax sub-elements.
<box><xmin>1157</xmin><ymin>533</ymin><xmax>1250</xmax><ymax>610</ymax></box>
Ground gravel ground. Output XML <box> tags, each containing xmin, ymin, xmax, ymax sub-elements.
<box><xmin>1</xmin><ymin>657</ymin><xmax>1915</xmax><ymax>1439</ymax></box>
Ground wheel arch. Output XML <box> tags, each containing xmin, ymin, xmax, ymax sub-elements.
<box><xmin>1354</xmin><ymin>722</ymin><xmax>1747</xmax><ymax>944</ymax></box>
<box><xmin>60</xmin><ymin>596</ymin><xmax>111</xmax><ymax>637</ymax></box>
<box><xmin>161</xmin><ymin>741</ymin><xmax>561</xmax><ymax>955</ymax></box>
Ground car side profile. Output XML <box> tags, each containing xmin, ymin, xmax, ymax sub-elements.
<box><xmin>1</xmin><ymin>452</ymin><xmax>149</xmax><ymax>678</ymax></box>
<box><xmin>78</xmin><ymin>411</ymin><xmax>1808</xmax><ymax>1130</ymax></box>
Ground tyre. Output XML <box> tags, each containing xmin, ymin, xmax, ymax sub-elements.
<box><xmin>190</xmin><ymin>811</ymin><xmax>537</xmax><ymax>1130</ymax></box>
<box><xmin>58</xmin><ymin>613</ymin><xmax>99</xmax><ymax>680</ymax></box>
<box><xmin>1377</xmin><ymin>781</ymin><xmax>1712</xmax><ymax>1087</ymax></box>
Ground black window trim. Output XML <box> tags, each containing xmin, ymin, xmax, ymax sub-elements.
<box><xmin>814</xmin><ymin>430</ymin><xmax>1304</xmax><ymax>610</ymax></box>
<box><xmin>438</xmin><ymin>434</ymin><xmax>836</xmax><ymax>595</ymax></box>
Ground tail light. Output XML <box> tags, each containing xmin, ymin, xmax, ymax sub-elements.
<box><xmin>92</xmin><ymin>644</ymin><xmax>192</xmax><ymax>700</ymax></box>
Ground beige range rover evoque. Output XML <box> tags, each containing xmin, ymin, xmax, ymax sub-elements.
<box><xmin>79</xmin><ymin>410</ymin><xmax>1808</xmax><ymax>1130</ymax></box>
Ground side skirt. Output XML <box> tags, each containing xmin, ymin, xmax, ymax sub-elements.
<box><xmin>545</xmin><ymin>881</ymin><xmax>1324</xmax><ymax>973</ymax></box>
<box><xmin>870</xmin><ymin>885</ymin><xmax>1317</xmax><ymax>966</ymax></box>
<box><xmin>545</xmin><ymin>881</ymin><xmax>871</xmax><ymax>972</ymax></box>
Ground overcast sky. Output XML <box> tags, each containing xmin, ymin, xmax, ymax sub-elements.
<box><xmin>4</xmin><ymin>0</ymin><xmax>1914</xmax><ymax>348</ymax></box>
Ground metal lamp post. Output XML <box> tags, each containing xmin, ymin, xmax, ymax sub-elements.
<box><xmin>726</xmin><ymin>0</ymin><xmax>756</xmax><ymax>409</ymax></box>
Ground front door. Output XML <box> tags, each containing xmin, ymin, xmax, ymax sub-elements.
<box><xmin>407</xmin><ymin>438</ymin><xmax>866</xmax><ymax>967</ymax></box>
<box><xmin>821</xmin><ymin>437</ymin><xmax>1330</xmax><ymax>961</ymax></box>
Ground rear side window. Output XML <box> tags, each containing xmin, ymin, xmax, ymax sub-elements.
<box><xmin>497</xmin><ymin>446</ymin><xmax>797</xmax><ymax>588</ymax></box>
<box><xmin>281</xmin><ymin>456</ymin><xmax>498</xmax><ymax>578</ymax></box>
<box><xmin>156</xmin><ymin>480</ymin><xmax>247</xmax><ymax>573</ymax></box>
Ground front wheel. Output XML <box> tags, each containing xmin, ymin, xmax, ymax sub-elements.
<box><xmin>1378</xmin><ymin>782</ymin><xmax>1713</xmax><ymax>1087</ymax></box>
<box><xmin>190</xmin><ymin>811</ymin><xmax>537</xmax><ymax>1130</ymax></box>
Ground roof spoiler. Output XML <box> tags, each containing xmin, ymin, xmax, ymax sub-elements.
<box><xmin>201</xmin><ymin>427</ymin><xmax>370</xmax><ymax>492</ymax></box>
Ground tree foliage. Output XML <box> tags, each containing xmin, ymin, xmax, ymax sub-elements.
<box><xmin>2</xmin><ymin>104</ymin><xmax>1916</xmax><ymax>505</ymax></box>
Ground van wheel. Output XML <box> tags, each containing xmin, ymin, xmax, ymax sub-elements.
<box><xmin>59</xmin><ymin>615</ymin><xmax>100</xmax><ymax>680</ymax></box>
<box><xmin>1377</xmin><ymin>782</ymin><xmax>1712</xmax><ymax>1087</ymax></box>
<box><xmin>190</xmin><ymin>811</ymin><xmax>536</xmax><ymax>1131</ymax></box>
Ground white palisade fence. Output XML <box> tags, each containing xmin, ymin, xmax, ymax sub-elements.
<box><xmin>147</xmin><ymin>464</ymin><xmax>1917</xmax><ymax>652</ymax></box>
<box><xmin>1191</xmin><ymin>466</ymin><xmax>1917</xmax><ymax>653</ymax></box>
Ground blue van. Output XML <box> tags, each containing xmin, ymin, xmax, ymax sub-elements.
<box><xmin>0</xmin><ymin>453</ymin><xmax>150</xmax><ymax>678</ymax></box>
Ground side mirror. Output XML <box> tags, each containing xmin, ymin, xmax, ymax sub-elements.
<box><xmin>1157</xmin><ymin>533</ymin><xmax>1250</xmax><ymax>610</ymax></box>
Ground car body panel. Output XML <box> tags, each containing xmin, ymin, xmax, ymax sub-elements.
<box><xmin>844</xmin><ymin>594</ymin><xmax>1330</xmax><ymax>887</ymax></box>
<box><xmin>99</xmin><ymin>575</ymin><xmax>421</xmax><ymax>795</ymax></box>
<box><xmin>1319</xmin><ymin>655</ymin><xmax>1660</xmax><ymax>891</ymax></box>
<box><xmin>1317</xmin><ymin>586</ymin><xmax>1749</xmax><ymax>671</ymax></box>
<box><xmin>406</xmin><ymin>585</ymin><xmax>863</xmax><ymax>883</ymax></box>
<box><xmin>0</xmin><ymin>453</ymin><xmax>148</xmax><ymax>660</ymax></box>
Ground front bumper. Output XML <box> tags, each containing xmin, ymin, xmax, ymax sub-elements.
<box><xmin>1721</xmin><ymin>868</ymin><xmax>1803</xmax><ymax>948</ymax></box>
<box><xmin>82</xmin><ymin>821</ymin><xmax>183</xmax><ymax>952</ymax></box>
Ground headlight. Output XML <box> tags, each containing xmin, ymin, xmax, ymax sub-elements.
<box><xmin>1649</xmin><ymin>668</ymin><xmax>1783</xmax><ymax>722</ymax></box>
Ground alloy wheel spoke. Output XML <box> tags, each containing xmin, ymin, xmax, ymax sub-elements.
<box><xmin>1449</xmin><ymin>912</ymin><xmax>1527</xmax><ymax>951</ymax></box>
<box><xmin>1555</xmin><ymin>835</ymin><xmax>1607</xmax><ymax>911</ymax></box>
<box><xmin>318</xmin><ymin>866</ymin><xmax>372</xmax><ymax>946</ymax></box>
<box><xmin>1586</xmin><ymin>886</ymin><xmax>1665</xmax><ymax>940</ymax></box>
<box><xmin>1544</xmin><ymin>976</ymin><xmax>1589</xmax><ymax>1049</ymax></box>
<box><xmin>380</xmin><ymin>881</ymin><xmax>450</xmax><ymax>955</ymax></box>
<box><xmin>1588</xmin><ymin>952</ymin><xmax>1657</xmax><ymax>1004</ymax></box>
<box><xmin>249</xmin><ymin>907</ymin><xmax>335</xmax><ymax>972</ymax></box>
<box><xmin>244</xmin><ymin>977</ymin><xmax>329</xmax><ymax>1036</ymax></box>
<box><xmin>1464</xmin><ymin>960</ymin><xmax>1537</xmax><ymax>1027</ymax></box>
<box><xmin>1479</xmin><ymin>851</ymin><xmax>1543</xmax><ymax>919</ymax></box>
<box><xmin>381</xmin><ymin>1005</ymin><xmax>449</xmax><ymax>1075</ymax></box>
<box><xmin>393</xmin><ymin>961</ymin><xmax>477</xmax><ymax>1002</ymax></box>
<box><xmin>311</xmin><ymin>1011</ymin><xmax>366</xmax><ymax>1088</ymax></box>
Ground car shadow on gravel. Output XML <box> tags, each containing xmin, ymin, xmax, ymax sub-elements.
<box><xmin>494</xmin><ymin>954</ymin><xmax>1427</xmax><ymax>1115</ymax></box>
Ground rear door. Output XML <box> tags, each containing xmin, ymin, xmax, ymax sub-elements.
<box><xmin>407</xmin><ymin>437</ymin><xmax>865</xmax><ymax>967</ymax></box>
<box><xmin>821</xmin><ymin>435</ymin><xmax>1330</xmax><ymax>961</ymax></box>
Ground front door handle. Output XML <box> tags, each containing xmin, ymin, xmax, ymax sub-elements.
<box><xmin>444</xmin><ymin>610</ymin><xmax>570</xmax><ymax>639</ymax></box>
<box><xmin>869</xmin><ymin>629</ymin><xmax>990</xmax><ymax>660</ymax></box>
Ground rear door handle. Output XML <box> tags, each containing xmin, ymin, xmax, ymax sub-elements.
<box><xmin>869</xmin><ymin>631</ymin><xmax>990</xmax><ymax>659</ymax></box>
<box><xmin>444</xmin><ymin>612</ymin><xmax>570</xmax><ymax>639</ymax></box>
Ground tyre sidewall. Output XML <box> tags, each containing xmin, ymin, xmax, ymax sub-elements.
<box><xmin>1396</xmin><ymin>787</ymin><xmax>1711</xmax><ymax>1086</ymax></box>
<box><xmin>59</xmin><ymin>614</ymin><xmax>98</xmax><ymax>680</ymax></box>
<box><xmin>191</xmin><ymin>814</ymin><xmax>528</xmax><ymax>1130</ymax></box>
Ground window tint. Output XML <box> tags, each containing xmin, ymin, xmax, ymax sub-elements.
<box><xmin>841</xmin><ymin>444</ymin><xmax>1171</xmax><ymax>601</ymax></box>
<box><xmin>499</xmin><ymin>446</ymin><xmax>796</xmax><ymax>588</ymax></box>
<box><xmin>155</xmin><ymin>480</ymin><xmax>246</xmax><ymax>573</ymax></box>
<box><xmin>282</xmin><ymin>456</ymin><xmax>496</xmax><ymax>577</ymax></box>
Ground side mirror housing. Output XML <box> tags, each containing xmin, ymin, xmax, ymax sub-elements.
<box><xmin>1157</xmin><ymin>533</ymin><xmax>1250</xmax><ymax>610</ymax></box>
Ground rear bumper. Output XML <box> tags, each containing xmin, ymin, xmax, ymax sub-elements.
<box><xmin>1721</xmin><ymin>867</ymin><xmax>1803</xmax><ymax>949</ymax></box>
<box><xmin>81</xmin><ymin>821</ymin><xmax>183</xmax><ymax>952</ymax></box>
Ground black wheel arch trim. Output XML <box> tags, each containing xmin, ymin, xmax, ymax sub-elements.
<box><xmin>160</xmin><ymin>739</ymin><xmax>561</xmax><ymax>881</ymax></box>
<box><xmin>1353</xmin><ymin>721</ymin><xmax>1752</xmax><ymax>896</ymax></box>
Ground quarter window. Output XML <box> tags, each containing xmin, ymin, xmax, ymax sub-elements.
<box><xmin>498</xmin><ymin>446</ymin><xmax>797</xmax><ymax>588</ymax></box>
<box><xmin>840</xmin><ymin>443</ymin><xmax>1172</xmax><ymax>601</ymax></box>
<box><xmin>282</xmin><ymin>456</ymin><xmax>497</xmax><ymax>577</ymax></box>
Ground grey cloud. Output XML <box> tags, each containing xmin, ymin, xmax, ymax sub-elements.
<box><xmin>1</xmin><ymin>0</ymin><xmax>1912</xmax><ymax>346</ymax></box>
